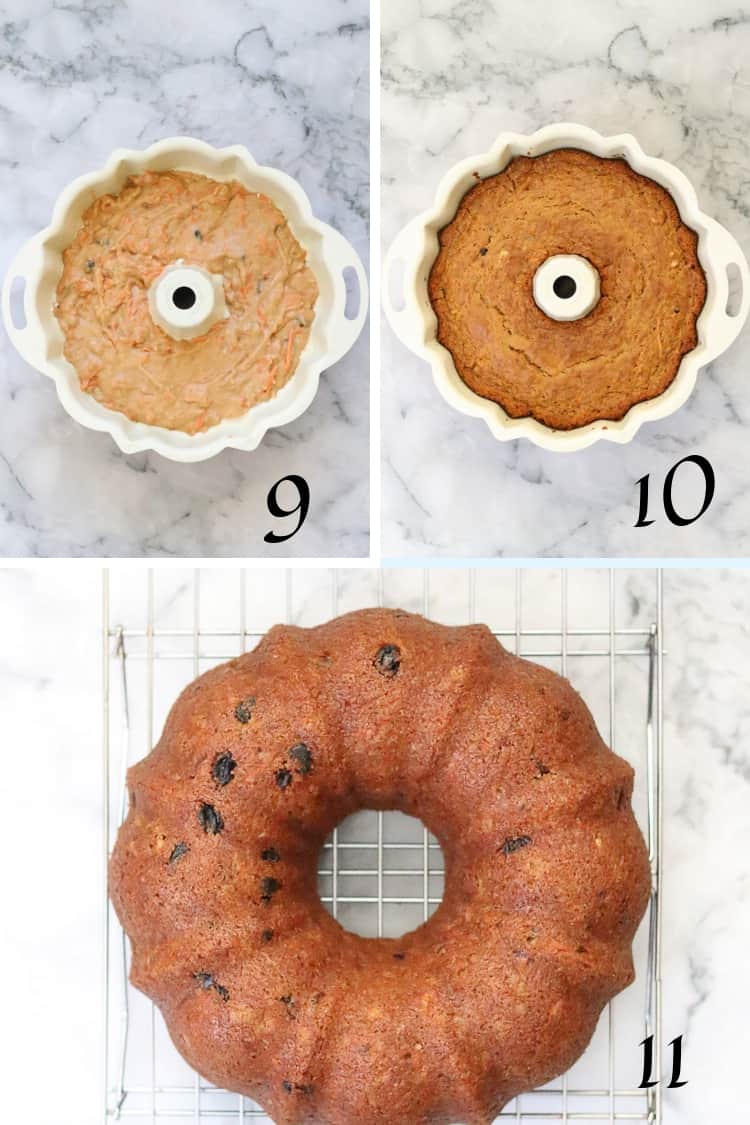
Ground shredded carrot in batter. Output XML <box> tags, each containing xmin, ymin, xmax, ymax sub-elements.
<box><xmin>54</xmin><ymin>170</ymin><xmax>319</xmax><ymax>433</ymax></box>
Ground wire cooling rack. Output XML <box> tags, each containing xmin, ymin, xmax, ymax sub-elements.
<box><xmin>103</xmin><ymin>568</ymin><xmax>664</xmax><ymax>1124</ymax></box>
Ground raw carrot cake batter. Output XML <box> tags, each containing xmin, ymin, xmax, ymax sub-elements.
<box><xmin>54</xmin><ymin>170</ymin><xmax>319</xmax><ymax>434</ymax></box>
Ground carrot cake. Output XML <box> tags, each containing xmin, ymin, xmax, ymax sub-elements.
<box><xmin>110</xmin><ymin>607</ymin><xmax>650</xmax><ymax>1125</ymax></box>
<box><xmin>427</xmin><ymin>148</ymin><xmax>707</xmax><ymax>430</ymax></box>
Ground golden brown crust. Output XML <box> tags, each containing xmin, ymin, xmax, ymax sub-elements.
<box><xmin>427</xmin><ymin>149</ymin><xmax>707</xmax><ymax>430</ymax></box>
<box><xmin>109</xmin><ymin>608</ymin><xmax>651</xmax><ymax>1124</ymax></box>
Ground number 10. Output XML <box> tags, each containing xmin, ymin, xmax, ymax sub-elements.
<box><xmin>635</xmin><ymin>455</ymin><xmax>715</xmax><ymax>528</ymax></box>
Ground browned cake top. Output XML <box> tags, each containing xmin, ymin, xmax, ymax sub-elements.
<box><xmin>109</xmin><ymin>608</ymin><xmax>651</xmax><ymax>1125</ymax></box>
<box><xmin>428</xmin><ymin>148</ymin><xmax>707</xmax><ymax>430</ymax></box>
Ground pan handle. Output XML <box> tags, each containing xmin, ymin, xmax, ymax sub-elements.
<box><xmin>382</xmin><ymin>215</ymin><xmax>429</xmax><ymax>352</ymax></box>
<box><xmin>701</xmin><ymin>217</ymin><xmax>750</xmax><ymax>360</ymax></box>
<box><xmin>2</xmin><ymin>233</ymin><xmax>50</xmax><ymax>373</ymax></box>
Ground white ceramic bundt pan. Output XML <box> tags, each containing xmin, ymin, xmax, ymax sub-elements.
<box><xmin>1</xmin><ymin>137</ymin><xmax>368</xmax><ymax>462</ymax></box>
<box><xmin>384</xmin><ymin>123</ymin><xmax>750</xmax><ymax>452</ymax></box>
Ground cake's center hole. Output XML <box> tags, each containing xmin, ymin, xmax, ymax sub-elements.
<box><xmin>318</xmin><ymin>810</ymin><xmax>445</xmax><ymax>938</ymax></box>
<box><xmin>172</xmin><ymin>285</ymin><xmax>196</xmax><ymax>310</ymax></box>
<box><xmin>553</xmin><ymin>274</ymin><xmax>577</xmax><ymax>299</ymax></box>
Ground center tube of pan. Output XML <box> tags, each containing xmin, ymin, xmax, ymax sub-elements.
<box><xmin>533</xmin><ymin>254</ymin><xmax>600</xmax><ymax>322</ymax></box>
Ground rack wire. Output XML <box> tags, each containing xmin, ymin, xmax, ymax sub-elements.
<box><xmin>103</xmin><ymin>568</ymin><xmax>663</xmax><ymax>1124</ymax></box>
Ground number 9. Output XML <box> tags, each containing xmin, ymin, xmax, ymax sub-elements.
<box><xmin>264</xmin><ymin>475</ymin><xmax>310</xmax><ymax>544</ymax></box>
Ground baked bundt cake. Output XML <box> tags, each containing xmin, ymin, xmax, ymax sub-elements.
<box><xmin>109</xmin><ymin>608</ymin><xmax>651</xmax><ymax>1125</ymax></box>
<box><xmin>427</xmin><ymin>148</ymin><xmax>707</xmax><ymax>430</ymax></box>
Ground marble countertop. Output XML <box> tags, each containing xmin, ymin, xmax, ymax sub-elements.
<box><xmin>382</xmin><ymin>1</ymin><xmax>750</xmax><ymax>558</ymax></box>
<box><xmin>0</xmin><ymin>0</ymin><xmax>369</xmax><ymax>558</ymax></box>
<box><xmin>1</xmin><ymin>564</ymin><xmax>746</xmax><ymax>1123</ymax></box>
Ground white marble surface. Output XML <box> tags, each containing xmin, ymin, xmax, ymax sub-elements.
<box><xmin>382</xmin><ymin>0</ymin><xmax>750</xmax><ymax>558</ymax></box>
<box><xmin>660</xmin><ymin>568</ymin><xmax>750</xmax><ymax>1125</ymax></box>
<box><xmin>0</xmin><ymin>0</ymin><xmax>369</xmax><ymax>558</ymax></box>
<box><xmin>2</xmin><ymin>564</ymin><xmax>747</xmax><ymax>1123</ymax></box>
<box><xmin>0</xmin><ymin>567</ymin><xmax>102</xmax><ymax>1125</ymax></box>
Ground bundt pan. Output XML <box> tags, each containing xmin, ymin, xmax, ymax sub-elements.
<box><xmin>383</xmin><ymin>123</ymin><xmax>749</xmax><ymax>452</ymax></box>
<box><xmin>1</xmin><ymin>137</ymin><xmax>368</xmax><ymax>462</ymax></box>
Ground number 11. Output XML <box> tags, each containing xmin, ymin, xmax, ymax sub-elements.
<box><xmin>639</xmin><ymin>1034</ymin><xmax>688</xmax><ymax>1089</ymax></box>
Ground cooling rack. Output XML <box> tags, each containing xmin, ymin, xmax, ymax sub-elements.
<box><xmin>103</xmin><ymin>567</ymin><xmax>664</xmax><ymax>1124</ymax></box>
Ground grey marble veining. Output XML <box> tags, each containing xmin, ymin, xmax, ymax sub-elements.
<box><xmin>0</xmin><ymin>0</ymin><xmax>369</xmax><ymax>558</ymax></box>
<box><xmin>382</xmin><ymin>1</ymin><xmax>750</xmax><ymax>558</ymax></box>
